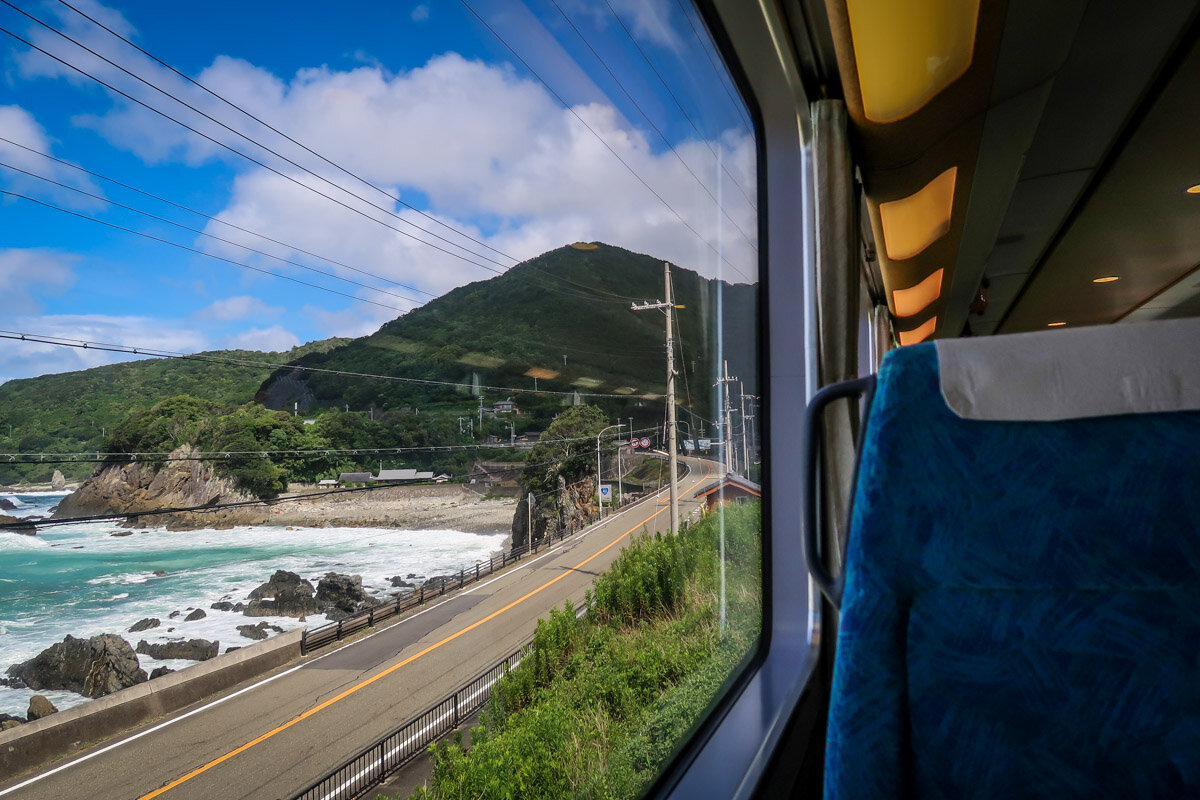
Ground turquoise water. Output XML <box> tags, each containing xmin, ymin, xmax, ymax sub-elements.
<box><xmin>0</xmin><ymin>492</ymin><xmax>507</xmax><ymax>717</ymax></box>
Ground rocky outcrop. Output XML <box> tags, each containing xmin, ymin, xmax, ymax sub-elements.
<box><xmin>149</xmin><ymin>666</ymin><xmax>175</xmax><ymax>679</ymax></box>
<box><xmin>27</xmin><ymin>695</ymin><xmax>57</xmax><ymax>721</ymax></box>
<box><xmin>184</xmin><ymin>609</ymin><xmax>206</xmax><ymax>621</ymax></box>
<box><xmin>237</xmin><ymin>621</ymin><xmax>283</xmax><ymax>641</ymax></box>
<box><xmin>512</xmin><ymin>474</ymin><xmax>596</xmax><ymax>550</ymax></box>
<box><xmin>51</xmin><ymin>470</ymin><xmax>66</xmax><ymax>490</ymax></box>
<box><xmin>244</xmin><ymin>570</ymin><xmax>319</xmax><ymax>618</ymax></box>
<box><xmin>128</xmin><ymin>618</ymin><xmax>160</xmax><ymax>633</ymax></box>
<box><xmin>0</xmin><ymin>514</ymin><xmax>37</xmax><ymax>535</ymax></box>
<box><xmin>52</xmin><ymin>446</ymin><xmax>255</xmax><ymax>529</ymax></box>
<box><xmin>0</xmin><ymin>498</ymin><xmax>16</xmax><ymax>511</ymax></box>
<box><xmin>0</xmin><ymin>714</ymin><xmax>24</xmax><ymax>731</ymax></box>
<box><xmin>316</xmin><ymin>573</ymin><xmax>376</xmax><ymax>620</ymax></box>
<box><xmin>136</xmin><ymin>639</ymin><xmax>219</xmax><ymax>661</ymax></box>
<box><xmin>6</xmin><ymin>634</ymin><xmax>147</xmax><ymax>698</ymax></box>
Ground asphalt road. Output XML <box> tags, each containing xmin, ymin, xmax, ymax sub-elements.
<box><xmin>2</xmin><ymin>456</ymin><xmax>716</xmax><ymax>800</ymax></box>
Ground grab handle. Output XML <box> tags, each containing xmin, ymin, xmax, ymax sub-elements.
<box><xmin>803</xmin><ymin>374</ymin><xmax>876</xmax><ymax>609</ymax></box>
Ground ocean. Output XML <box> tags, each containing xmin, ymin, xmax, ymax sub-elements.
<box><xmin>0</xmin><ymin>491</ymin><xmax>508</xmax><ymax>718</ymax></box>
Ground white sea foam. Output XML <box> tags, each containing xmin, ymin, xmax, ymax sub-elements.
<box><xmin>0</xmin><ymin>519</ymin><xmax>508</xmax><ymax>717</ymax></box>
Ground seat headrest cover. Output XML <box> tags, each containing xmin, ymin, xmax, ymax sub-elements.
<box><xmin>934</xmin><ymin>317</ymin><xmax>1200</xmax><ymax>421</ymax></box>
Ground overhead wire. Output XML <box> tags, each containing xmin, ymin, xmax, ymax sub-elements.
<box><xmin>669</xmin><ymin>0</ymin><xmax>754</xmax><ymax>136</ymax></box>
<box><xmin>457</xmin><ymin>0</ymin><xmax>752</xmax><ymax>282</ymax></box>
<box><xmin>8</xmin><ymin>1</ymin><xmax>652</xmax><ymax>307</ymax></box>
<box><xmin>0</xmin><ymin>329</ymin><xmax>668</xmax><ymax>399</ymax></box>
<box><xmin>0</xmin><ymin>161</ymin><xmax>425</xmax><ymax>307</ymax></box>
<box><xmin>0</xmin><ymin>19</ymin><xmax>508</xmax><ymax>277</ymax></box>
<box><xmin>0</xmin><ymin>135</ymin><xmax>437</xmax><ymax>299</ymax></box>
<box><xmin>49</xmin><ymin>0</ymin><xmax>516</xmax><ymax>266</ymax></box>
<box><xmin>599</xmin><ymin>0</ymin><xmax>756</xmax><ymax>209</ymax></box>
<box><xmin>0</xmin><ymin>190</ymin><xmax>408</xmax><ymax>313</ymax></box>
<box><xmin>547</xmin><ymin>0</ymin><xmax>757</xmax><ymax>254</ymax></box>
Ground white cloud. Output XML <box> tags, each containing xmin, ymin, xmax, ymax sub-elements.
<box><xmin>0</xmin><ymin>249</ymin><xmax>78</xmax><ymax>313</ymax></box>
<box><xmin>606</xmin><ymin>0</ymin><xmax>684</xmax><ymax>51</ymax></box>
<box><xmin>0</xmin><ymin>313</ymin><xmax>209</xmax><ymax>384</ymax></box>
<box><xmin>222</xmin><ymin>325</ymin><xmax>301</xmax><ymax>352</ymax></box>
<box><xmin>304</xmin><ymin>301</ymin><xmax>399</xmax><ymax>339</ymax></box>
<box><xmin>411</xmin><ymin>4</ymin><xmax>430</xmax><ymax>22</ymax></box>
<box><xmin>196</xmin><ymin>295</ymin><xmax>282</xmax><ymax>321</ymax></box>
<box><xmin>0</xmin><ymin>106</ymin><xmax>104</xmax><ymax>207</ymax></box>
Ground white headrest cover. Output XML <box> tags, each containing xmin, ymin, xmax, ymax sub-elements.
<box><xmin>935</xmin><ymin>318</ymin><xmax>1200</xmax><ymax>421</ymax></box>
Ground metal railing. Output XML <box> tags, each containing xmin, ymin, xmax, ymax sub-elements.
<box><xmin>298</xmin><ymin>483</ymin><xmax>667</xmax><ymax>654</ymax></box>
<box><xmin>291</xmin><ymin>642</ymin><xmax>531</xmax><ymax>800</ymax></box>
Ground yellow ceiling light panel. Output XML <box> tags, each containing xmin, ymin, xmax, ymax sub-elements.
<box><xmin>879</xmin><ymin>167</ymin><xmax>957</xmax><ymax>261</ymax></box>
<box><xmin>898</xmin><ymin>316</ymin><xmax>937</xmax><ymax>346</ymax></box>
<box><xmin>845</xmin><ymin>0</ymin><xmax>980</xmax><ymax>122</ymax></box>
<box><xmin>892</xmin><ymin>268</ymin><xmax>944</xmax><ymax>317</ymax></box>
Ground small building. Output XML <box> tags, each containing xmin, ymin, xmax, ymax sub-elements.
<box><xmin>433</xmin><ymin>473</ymin><xmax>451</xmax><ymax>483</ymax></box>
<box><xmin>338</xmin><ymin>472</ymin><xmax>373</xmax><ymax>484</ymax></box>
<box><xmin>467</xmin><ymin>459</ymin><xmax>523</xmax><ymax>489</ymax></box>
<box><xmin>317</xmin><ymin>478</ymin><xmax>337</xmax><ymax>486</ymax></box>
<box><xmin>375</xmin><ymin>469</ymin><xmax>434</xmax><ymax>483</ymax></box>
<box><xmin>494</xmin><ymin>397</ymin><xmax>519</xmax><ymax>415</ymax></box>
<box><xmin>693</xmin><ymin>474</ymin><xmax>762</xmax><ymax>513</ymax></box>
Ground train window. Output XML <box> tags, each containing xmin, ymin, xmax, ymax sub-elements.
<box><xmin>0</xmin><ymin>1</ymin><xmax>763</xmax><ymax>798</ymax></box>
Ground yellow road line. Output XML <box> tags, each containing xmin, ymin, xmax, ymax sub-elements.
<box><xmin>137</xmin><ymin>500</ymin><xmax>677</xmax><ymax>799</ymax></box>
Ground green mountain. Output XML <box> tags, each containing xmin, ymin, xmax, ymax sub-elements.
<box><xmin>257</xmin><ymin>242</ymin><xmax>758</xmax><ymax>430</ymax></box>
<box><xmin>0</xmin><ymin>243</ymin><xmax>758</xmax><ymax>487</ymax></box>
<box><xmin>0</xmin><ymin>339</ymin><xmax>348</xmax><ymax>485</ymax></box>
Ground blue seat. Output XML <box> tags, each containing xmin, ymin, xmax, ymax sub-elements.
<box><xmin>822</xmin><ymin>320</ymin><xmax>1200</xmax><ymax>798</ymax></box>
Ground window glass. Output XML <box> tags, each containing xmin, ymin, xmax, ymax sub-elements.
<box><xmin>0</xmin><ymin>1</ymin><xmax>760</xmax><ymax>797</ymax></box>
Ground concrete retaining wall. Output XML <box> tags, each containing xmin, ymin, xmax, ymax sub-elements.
<box><xmin>0</xmin><ymin>628</ymin><xmax>303</xmax><ymax>780</ymax></box>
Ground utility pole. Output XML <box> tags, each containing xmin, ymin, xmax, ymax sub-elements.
<box><xmin>631</xmin><ymin>263</ymin><xmax>679</xmax><ymax>536</ymax></box>
<box><xmin>716</xmin><ymin>361</ymin><xmax>738</xmax><ymax>477</ymax></box>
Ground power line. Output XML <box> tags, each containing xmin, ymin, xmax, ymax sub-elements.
<box><xmin>0</xmin><ymin>20</ymin><xmax>509</xmax><ymax>277</ymax></box>
<box><xmin>0</xmin><ymin>134</ymin><xmax>437</xmax><ymax>299</ymax></box>
<box><xmin>0</xmin><ymin>161</ymin><xmax>424</xmax><ymax>307</ymax></box>
<box><xmin>50</xmin><ymin>0</ymin><xmax>517</xmax><ymax>267</ymax></box>
<box><xmin>0</xmin><ymin>329</ymin><xmax>668</xmax><ymax>399</ymax></box>
<box><xmin>0</xmin><ymin>190</ymin><xmax>409</xmax><ymax>313</ymax></box>
<box><xmin>599</xmin><ymin>0</ymin><xmax>756</xmax><ymax>209</ymax></box>
<box><xmin>669</xmin><ymin>0</ymin><xmax>754</xmax><ymax>136</ymax></box>
<box><xmin>548</xmin><ymin>0</ymin><xmax>757</xmax><ymax>254</ymax></box>
<box><xmin>458</xmin><ymin>0</ymin><xmax>751</xmax><ymax>282</ymax></box>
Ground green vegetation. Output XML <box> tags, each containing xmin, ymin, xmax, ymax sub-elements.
<box><xmin>403</xmin><ymin>501</ymin><xmax>761</xmax><ymax>800</ymax></box>
<box><xmin>520</xmin><ymin>405</ymin><xmax>612</xmax><ymax>497</ymax></box>
<box><xmin>101</xmin><ymin>395</ymin><xmax>480</xmax><ymax>497</ymax></box>
<box><xmin>0</xmin><ymin>339</ymin><xmax>347</xmax><ymax>485</ymax></box>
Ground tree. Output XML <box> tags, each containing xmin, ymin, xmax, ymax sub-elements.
<box><xmin>520</xmin><ymin>405</ymin><xmax>612</xmax><ymax>497</ymax></box>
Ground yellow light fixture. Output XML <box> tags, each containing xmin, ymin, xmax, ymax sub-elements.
<box><xmin>1187</xmin><ymin>185</ymin><xmax>1200</xmax><ymax>194</ymax></box>
<box><xmin>892</xmin><ymin>268</ymin><xmax>943</xmax><ymax>317</ymax></box>
<box><xmin>1047</xmin><ymin>321</ymin><xmax>1067</xmax><ymax>327</ymax></box>
<box><xmin>879</xmin><ymin>167</ymin><xmax>957</xmax><ymax>261</ymax></box>
<box><xmin>845</xmin><ymin>0</ymin><xmax>980</xmax><ymax>123</ymax></box>
<box><xmin>898</xmin><ymin>316</ymin><xmax>937</xmax><ymax>346</ymax></box>
<box><xmin>1092</xmin><ymin>276</ymin><xmax>1119</xmax><ymax>283</ymax></box>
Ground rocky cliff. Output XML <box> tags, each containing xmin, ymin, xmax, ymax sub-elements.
<box><xmin>53</xmin><ymin>445</ymin><xmax>255</xmax><ymax>529</ymax></box>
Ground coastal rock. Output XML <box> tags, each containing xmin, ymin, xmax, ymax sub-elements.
<box><xmin>389</xmin><ymin>576</ymin><xmax>415</xmax><ymax>588</ymax></box>
<box><xmin>184</xmin><ymin>609</ymin><xmax>206</xmax><ymax>621</ymax></box>
<box><xmin>316</xmin><ymin>573</ymin><xmax>371</xmax><ymax>616</ymax></box>
<box><xmin>237</xmin><ymin>621</ymin><xmax>283</xmax><ymax>641</ymax></box>
<box><xmin>244</xmin><ymin>570</ymin><xmax>319</xmax><ymax>618</ymax></box>
<box><xmin>0</xmin><ymin>498</ymin><xmax>15</xmax><ymax>511</ymax></box>
<box><xmin>27</xmin><ymin>695</ymin><xmax>57</xmax><ymax>721</ymax></box>
<box><xmin>128</xmin><ymin>618</ymin><xmax>160</xmax><ymax>633</ymax></box>
<box><xmin>5</xmin><ymin>634</ymin><xmax>147</xmax><ymax>698</ymax></box>
<box><xmin>51</xmin><ymin>445</ymin><xmax>255</xmax><ymax>527</ymax></box>
<box><xmin>135</xmin><ymin>638</ymin><xmax>218</xmax><ymax>661</ymax></box>
<box><xmin>210</xmin><ymin>601</ymin><xmax>246</xmax><ymax>612</ymax></box>
<box><xmin>0</xmin><ymin>714</ymin><xmax>25</xmax><ymax>730</ymax></box>
<box><xmin>51</xmin><ymin>470</ymin><xmax>66</xmax><ymax>490</ymax></box>
<box><xmin>149</xmin><ymin>666</ymin><xmax>175</xmax><ymax>679</ymax></box>
<box><xmin>0</xmin><ymin>514</ymin><xmax>37</xmax><ymax>535</ymax></box>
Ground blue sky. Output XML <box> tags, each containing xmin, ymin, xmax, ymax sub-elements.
<box><xmin>0</xmin><ymin>0</ymin><xmax>756</xmax><ymax>383</ymax></box>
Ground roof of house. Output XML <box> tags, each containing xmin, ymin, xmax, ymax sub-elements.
<box><xmin>376</xmin><ymin>469</ymin><xmax>434</xmax><ymax>481</ymax></box>
<box><xmin>693</xmin><ymin>474</ymin><xmax>762</xmax><ymax>500</ymax></box>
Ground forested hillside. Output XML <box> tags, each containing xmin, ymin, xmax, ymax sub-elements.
<box><xmin>0</xmin><ymin>339</ymin><xmax>347</xmax><ymax>484</ymax></box>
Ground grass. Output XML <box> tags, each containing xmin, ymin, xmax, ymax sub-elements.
<box><xmin>394</xmin><ymin>500</ymin><xmax>761</xmax><ymax>800</ymax></box>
